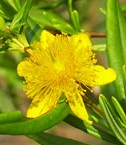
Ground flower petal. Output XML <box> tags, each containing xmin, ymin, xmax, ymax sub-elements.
<box><xmin>27</xmin><ymin>88</ymin><xmax>61</xmax><ymax>118</ymax></box>
<box><xmin>40</xmin><ymin>30</ymin><xmax>55</xmax><ymax>49</ymax></box>
<box><xmin>72</xmin><ymin>33</ymin><xmax>96</xmax><ymax>67</ymax></box>
<box><xmin>93</xmin><ymin>65</ymin><xmax>116</xmax><ymax>86</ymax></box>
<box><xmin>65</xmin><ymin>85</ymin><xmax>92</xmax><ymax>124</ymax></box>
<box><xmin>17</xmin><ymin>60</ymin><xmax>35</xmax><ymax>80</ymax></box>
<box><xmin>72</xmin><ymin>33</ymin><xmax>92</xmax><ymax>52</ymax></box>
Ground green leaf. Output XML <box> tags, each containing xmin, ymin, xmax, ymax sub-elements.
<box><xmin>92</xmin><ymin>44</ymin><xmax>106</xmax><ymax>52</ymax></box>
<box><xmin>116</xmin><ymin>2</ymin><xmax>126</xmax><ymax>63</ymax></box>
<box><xmin>29</xmin><ymin>9</ymin><xmax>77</xmax><ymax>35</ymax></box>
<box><xmin>112</xmin><ymin>97</ymin><xmax>126</xmax><ymax>124</ymax></box>
<box><xmin>0</xmin><ymin>9</ymin><xmax>7</xmax><ymax>19</ymax></box>
<box><xmin>0</xmin><ymin>102</ymin><xmax>70</xmax><ymax>135</ymax></box>
<box><xmin>0</xmin><ymin>16</ymin><xmax>6</xmax><ymax>30</ymax></box>
<box><xmin>99</xmin><ymin>95</ymin><xmax>126</xmax><ymax>145</ymax></box>
<box><xmin>26</xmin><ymin>17</ymin><xmax>41</xmax><ymax>42</ymax></box>
<box><xmin>7</xmin><ymin>0</ymin><xmax>22</xmax><ymax>11</ymax></box>
<box><xmin>28</xmin><ymin>132</ymin><xmax>89</xmax><ymax>145</ymax></box>
<box><xmin>68</xmin><ymin>0</ymin><xmax>81</xmax><ymax>32</ymax></box>
<box><xmin>34</xmin><ymin>0</ymin><xmax>66</xmax><ymax>9</ymax></box>
<box><xmin>11</xmin><ymin>0</ymin><xmax>32</xmax><ymax>31</ymax></box>
<box><xmin>64</xmin><ymin>115</ymin><xmax>121</xmax><ymax>144</ymax></box>
<box><xmin>106</xmin><ymin>0</ymin><xmax>126</xmax><ymax>101</ymax></box>
<box><xmin>0</xmin><ymin>111</ymin><xmax>23</xmax><ymax>124</ymax></box>
<box><xmin>0</xmin><ymin>0</ymin><xmax>16</xmax><ymax>19</ymax></box>
<box><xmin>71</xmin><ymin>10</ymin><xmax>81</xmax><ymax>32</ymax></box>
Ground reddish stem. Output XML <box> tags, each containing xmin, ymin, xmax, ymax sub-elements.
<box><xmin>89</xmin><ymin>32</ymin><xmax>106</xmax><ymax>38</ymax></box>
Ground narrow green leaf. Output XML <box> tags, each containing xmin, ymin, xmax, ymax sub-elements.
<box><xmin>106</xmin><ymin>0</ymin><xmax>126</xmax><ymax>101</ymax></box>
<box><xmin>112</xmin><ymin>97</ymin><xmax>126</xmax><ymax>124</ymax></box>
<box><xmin>11</xmin><ymin>0</ymin><xmax>32</xmax><ymax>30</ymax></box>
<box><xmin>34</xmin><ymin>0</ymin><xmax>66</xmax><ymax>9</ymax></box>
<box><xmin>26</xmin><ymin>17</ymin><xmax>41</xmax><ymax>42</ymax></box>
<box><xmin>116</xmin><ymin>0</ymin><xmax>126</xmax><ymax>108</ymax></box>
<box><xmin>0</xmin><ymin>102</ymin><xmax>70</xmax><ymax>135</ymax></box>
<box><xmin>92</xmin><ymin>44</ymin><xmax>106</xmax><ymax>52</ymax></box>
<box><xmin>8</xmin><ymin>0</ymin><xmax>22</xmax><ymax>10</ymax></box>
<box><xmin>0</xmin><ymin>111</ymin><xmax>23</xmax><ymax>124</ymax></box>
<box><xmin>99</xmin><ymin>95</ymin><xmax>126</xmax><ymax>145</ymax></box>
<box><xmin>0</xmin><ymin>0</ymin><xmax>16</xmax><ymax>19</ymax></box>
<box><xmin>28</xmin><ymin>132</ymin><xmax>89</xmax><ymax>145</ymax></box>
<box><xmin>0</xmin><ymin>16</ymin><xmax>6</xmax><ymax>30</ymax></box>
<box><xmin>71</xmin><ymin>10</ymin><xmax>81</xmax><ymax>32</ymax></box>
<box><xmin>0</xmin><ymin>9</ymin><xmax>7</xmax><ymax>19</ymax></box>
<box><xmin>29</xmin><ymin>9</ymin><xmax>77</xmax><ymax>35</ymax></box>
<box><xmin>64</xmin><ymin>115</ymin><xmax>121</xmax><ymax>144</ymax></box>
<box><xmin>68</xmin><ymin>0</ymin><xmax>81</xmax><ymax>32</ymax></box>
<box><xmin>116</xmin><ymin>1</ymin><xmax>126</xmax><ymax>64</ymax></box>
<box><xmin>99</xmin><ymin>8</ymin><xmax>106</xmax><ymax>15</ymax></box>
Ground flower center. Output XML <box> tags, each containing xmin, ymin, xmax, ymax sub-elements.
<box><xmin>53</xmin><ymin>61</ymin><xmax>65</xmax><ymax>74</ymax></box>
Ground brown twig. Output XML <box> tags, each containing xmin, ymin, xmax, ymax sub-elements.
<box><xmin>89</xmin><ymin>32</ymin><xmax>106</xmax><ymax>38</ymax></box>
<box><xmin>82</xmin><ymin>95</ymin><xmax>104</xmax><ymax>116</ymax></box>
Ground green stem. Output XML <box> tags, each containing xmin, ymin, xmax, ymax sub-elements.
<box><xmin>0</xmin><ymin>102</ymin><xmax>70</xmax><ymax>135</ymax></box>
<box><xmin>64</xmin><ymin>115</ymin><xmax>121</xmax><ymax>145</ymax></box>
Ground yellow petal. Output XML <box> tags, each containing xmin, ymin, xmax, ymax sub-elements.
<box><xmin>17</xmin><ymin>59</ymin><xmax>38</xmax><ymax>82</ymax></box>
<box><xmin>65</xmin><ymin>87</ymin><xmax>92</xmax><ymax>124</ymax></box>
<box><xmin>94</xmin><ymin>65</ymin><xmax>116</xmax><ymax>86</ymax></box>
<box><xmin>27</xmin><ymin>89</ymin><xmax>61</xmax><ymax>118</ymax></box>
<box><xmin>40</xmin><ymin>30</ymin><xmax>55</xmax><ymax>49</ymax></box>
<box><xmin>72</xmin><ymin>33</ymin><xmax>92</xmax><ymax>52</ymax></box>
<box><xmin>17</xmin><ymin>60</ymin><xmax>31</xmax><ymax>77</ymax></box>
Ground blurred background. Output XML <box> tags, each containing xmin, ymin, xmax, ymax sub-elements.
<box><xmin>0</xmin><ymin>0</ymin><xmax>126</xmax><ymax>144</ymax></box>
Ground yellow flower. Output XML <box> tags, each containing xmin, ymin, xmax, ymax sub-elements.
<box><xmin>17</xmin><ymin>30</ymin><xmax>116</xmax><ymax>124</ymax></box>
